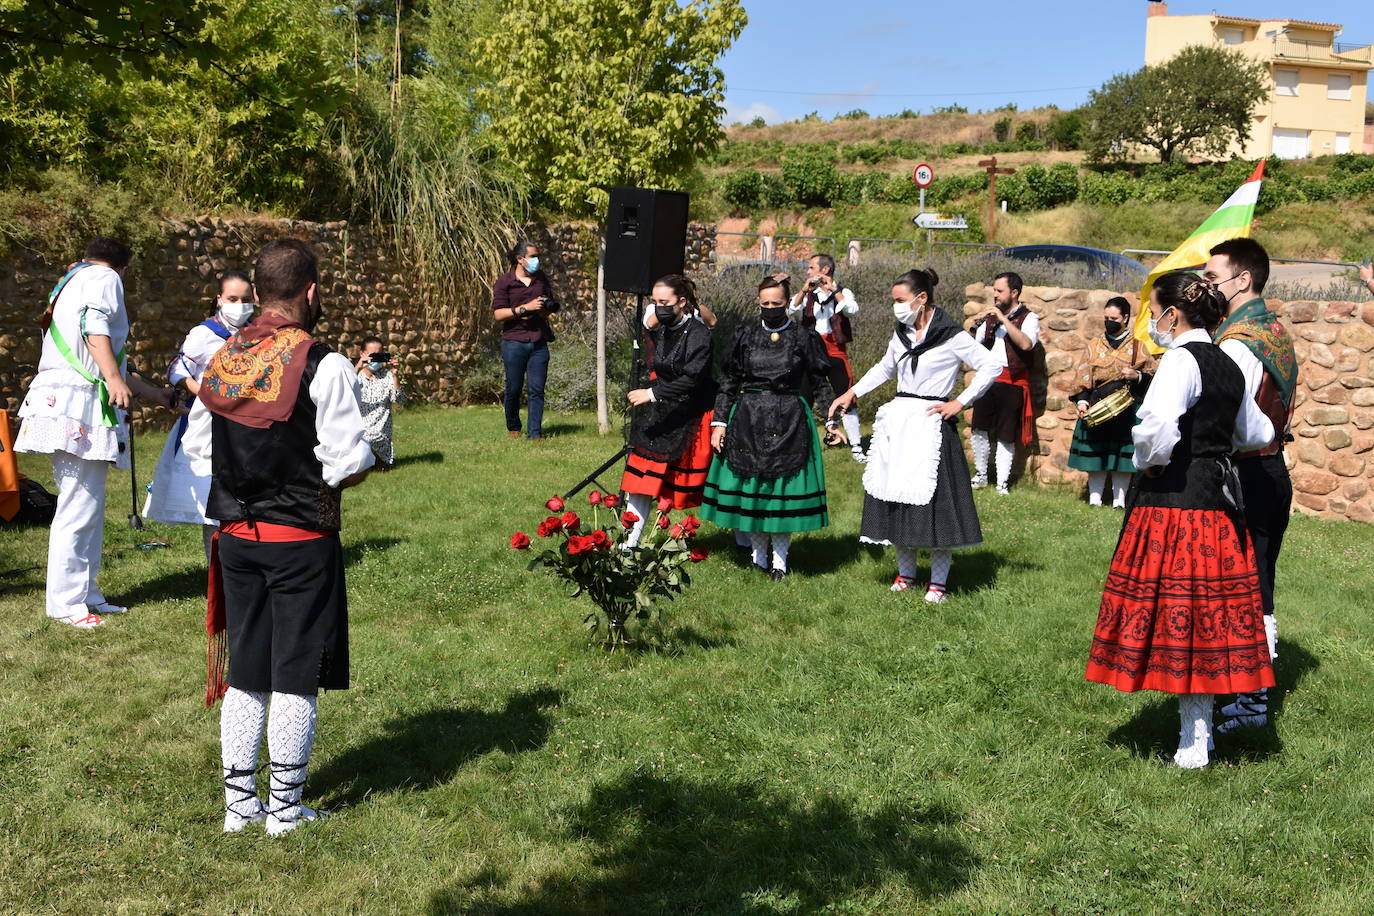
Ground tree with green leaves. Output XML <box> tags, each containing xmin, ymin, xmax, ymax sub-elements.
<box><xmin>476</xmin><ymin>0</ymin><xmax>747</xmax><ymax>217</ymax></box>
<box><xmin>0</xmin><ymin>0</ymin><xmax>219</xmax><ymax>78</ymax></box>
<box><xmin>1083</xmin><ymin>45</ymin><xmax>1268</xmax><ymax>163</ymax></box>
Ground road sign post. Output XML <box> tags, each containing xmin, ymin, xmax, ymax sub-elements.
<box><xmin>912</xmin><ymin>162</ymin><xmax>934</xmax><ymax>216</ymax></box>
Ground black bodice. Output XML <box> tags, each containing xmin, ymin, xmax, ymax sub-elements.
<box><xmin>629</xmin><ymin>318</ymin><xmax>717</xmax><ymax>462</ymax></box>
<box><xmin>714</xmin><ymin>321</ymin><xmax>834</xmax><ymax>479</ymax></box>
<box><xmin>1134</xmin><ymin>341</ymin><xmax>1245</xmax><ymax>511</ymax></box>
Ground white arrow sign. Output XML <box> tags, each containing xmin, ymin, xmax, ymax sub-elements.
<box><xmin>913</xmin><ymin>213</ymin><xmax>969</xmax><ymax>230</ymax></box>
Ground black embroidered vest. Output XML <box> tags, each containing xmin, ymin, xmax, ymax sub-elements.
<box><xmin>207</xmin><ymin>342</ymin><xmax>343</xmax><ymax>531</ymax></box>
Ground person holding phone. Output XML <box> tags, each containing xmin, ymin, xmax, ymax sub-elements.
<box><xmin>491</xmin><ymin>240</ymin><xmax>560</xmax><ymax>440</ymax></box>
<box><xmin>356</xmin><ymin>336</ymin><xmax>406</xmax><ymax>469</ymax></box>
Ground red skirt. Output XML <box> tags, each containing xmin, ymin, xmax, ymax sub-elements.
<box><xmin>620</xmin><ymin>409</ymin><xmax>714</xmax><ymax>509</ymax></box>
<box><xmin>1086</xmin><ymin>506</ymin><xmax>1275</xmax><ymax>694</ymax></box>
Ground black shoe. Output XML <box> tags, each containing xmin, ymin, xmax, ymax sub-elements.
<box><xmin>770</xmin><ymin>568</ymin><xmax>787</xmax><ymax>581</ymax></box>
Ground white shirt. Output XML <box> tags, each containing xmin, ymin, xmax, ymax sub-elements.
<box><xmin>32</xmin><ymin>264</ymin><xmax>128</xmax><ymax>385</ymax></box>
<box><xmin>973</xmin><ymin>305</ymin><xmax>1040</xmax><ymax>368</ymax></box>
<box><xmin>184</xmin><ymin>351</ymin><xmax>376</xmax><ymax>488</ymax></box>
<box><xmin>852</xmin><ymin>319</ymin><xmax>1001</xmax><ymax>405</ymax></box>
<box><xmin>168</xmin><ymin>321</ymin><xmax>233</xmax><ymax>386</ymax></box>
<box><xmin>788</xmin><ymin>286</ymin><xmax>858</xmax><ymax>336</ymax></box>
<box><xmin>1132</xmin><ymin>328</ymin><xmax>1274</xmax><ymax>471</ymax></box>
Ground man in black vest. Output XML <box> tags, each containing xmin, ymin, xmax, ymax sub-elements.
<box><xmin>969</xmin><ymin>272</ymin><xmax>1040</xmax><ymax>494</ymax></box>
<box><xmin>184</xmin><ymin>238</ymin><xmax>374</xmax><ymax>835</ymax></box>
<box><xmin>789</xmin><ymin>254</ymin><xmax>864</xmax><ymax>461</ymax></box>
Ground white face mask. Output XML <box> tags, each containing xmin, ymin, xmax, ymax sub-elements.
<box><xmin>1147</xmin><ymin>309</ymin><xmax>1176</xmax><ymax>348</ymax></box>
<box><xmin>893</xmin><ymin>299</ymin><xmax>919</xmax><ymax>325</ymax></box>
<box><xmin>219</xmin><ymin>300</ymin><xmax>254</xmax><ymax>329</ymax></box>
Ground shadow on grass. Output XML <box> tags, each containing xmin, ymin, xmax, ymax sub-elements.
<box><xmin>111</xmin><ymin>537</ymin><xmax>405</xmax><ymax>605</ymax></box>
<box><xmin>429</xmin><ymin>771</ymin><xmax>977</xmax><ymax>914</ymax></box>
<box><xmin>529</xmin><ymin>421</ymin><xmax>584</xmax><ymax>439</ymax></box>
<box><xmin>853</xmin><ymin>547</ymin><xmax>1040</xmax><ymax>593</ymax></box>
<box><xmin>789</xmin><ymin>532</ymin><xmax>885</xmax><ymax>576</ymax></box>
<box><xmin>1105</xmin><ymin>639</ymin><xmax>1319</xmax><ymax>763</ymax></box>
<box><xmin>312</xmin><ymin>687</ymin><xmax>563</xmax><ymax>807</ymax></box>
<box><xmin>391</xmin><ymin>451</ymin><xmax>445</xmax><ymax>469</ymax></box>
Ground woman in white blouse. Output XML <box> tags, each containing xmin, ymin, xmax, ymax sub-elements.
<box><xmin>144</xmin><ymin>271</ymin><xmax>254</xmax><ymax>555</ymax></box>
<box><xmin>829</xmin><ymin>268</ymin><xmax>1001</xmax><ymax>604</ymax></box>
<box><xmin>1085</xmin><ymin>271</ymin><xmax>1275</xmax><ymax>769</ymax></box>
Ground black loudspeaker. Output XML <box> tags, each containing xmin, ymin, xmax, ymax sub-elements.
<box><xmin>602</xmin><ymin>186</ymin><xmax>689</xmax><ymax>295</ymax></box>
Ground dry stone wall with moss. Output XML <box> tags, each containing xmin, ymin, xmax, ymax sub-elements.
<box><xmin>0</xmin><ymin>217</ymin><xmax>718</xmax><ymax>415</ymax></box>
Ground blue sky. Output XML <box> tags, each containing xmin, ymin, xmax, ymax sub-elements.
<box><xmin>720</xmin><ymin>0</ymin><xmax>1374</xmax><ymax>124</ymax></box>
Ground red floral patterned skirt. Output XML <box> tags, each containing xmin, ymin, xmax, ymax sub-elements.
<box><xmin>620</xmin><ymin>409</ymin><xmax>714</xmax><ymax>509</ymax></box>
<box><xmin>1086</xmin><ymin>505</ymin><xmax>1275</xmax><ymax>694</ymax></box>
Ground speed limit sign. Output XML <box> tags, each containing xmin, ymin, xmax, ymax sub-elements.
<box><xmin>912</xmin><ymin>163</ymin><xmax>934</xmax><ymax>188</ymax></box>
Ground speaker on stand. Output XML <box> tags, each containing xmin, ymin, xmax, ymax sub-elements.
<box><xmin>560</xmin><ymin>187</ymin><xmax>690</xmax><ymax>500</ymax></box>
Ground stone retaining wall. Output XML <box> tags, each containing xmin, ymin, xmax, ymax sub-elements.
<box><xmin>0</xmin><ymin>217</ymin><xmax>718</xmax><ymax>414</ymax></box>
<box><xmin>959</xmin><ymin>283</ymin><xmax>1374</xmax><ymax>525</ymax></box>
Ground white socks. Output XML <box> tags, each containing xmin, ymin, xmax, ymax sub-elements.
<box><xmin>971</xmin><ymin>430</ymin><xmax>990</xmax><ymax>484</ymax></box>
<box><xmin>734</xmin><ymin>529</ymin><xmax>750</xmax><ymax>548</ymax></box>
<box><xmin>1263</xmin><ymin>614</ymin><xmax>1278</xmax><ymax>661</ymax></box>
<box><xmin>747</xmin><ymin>531</ymin><xmax>791</xmax><ymax>573</ymax></box>
<box><xmin>1112</xmin><ymin>476</ymin><xmax>1128</xmax><ymax>509</ymax></box>
<box><xmin>891</xmin><ymin>548</ymin><xmax>951</xmax><ymax>601</ymax></box>
<box><xmin>221</xmin><ymin>687</ymin><xmax>268</xmax><ymax>828</ymax></box>
<box><xmin>624</xmin><ymin>493</ymin><xmax>652</xmax><ymax>547</ymax></box>
<box><xmin>896</xmin><ymin>547</ymin><xmax>919</xmax><ymax>580</ymax></box>
<box><xmin>929</xmin><ymin>550</ymin><xmax>952</xmax><ymax>591</ymax></box>
<box><xmin>266</xmin><ymin>692</ymin><xmax>318</xmax><ymax>832</ymax></box>
<box><xmin>994</xmin><ymin>440</ymin><xmax>1014</xmax><ymax>491</ymax></box>
<box><xmin>1174</xmin><ymin>693</ymin><xmax>1215</xmax><ymax>769</ymax></box>
<box><xmin>1087</xmin><ymin>471</ymin><xmax>1107</xmax><ymax>506</ymax></box>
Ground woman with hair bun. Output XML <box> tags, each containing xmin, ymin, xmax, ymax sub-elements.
<box><xmin>702</xmin><ymin>274</ymin><xmax>834</xmax><ymax>580</ymax></box>
<box><xmin>620</xmin><ymin>275</ymin><xmax>718</xmax><ymax>546</ymax></box>
<box><xmin>828</xmin><ymin>267</ymin><xmax>1001</xmax><ymax>603</ymax></box>
<box><xmin>1085</xmin><ymin>271</ymin><xmax>1276</xmax><ymax>769</ymax></box>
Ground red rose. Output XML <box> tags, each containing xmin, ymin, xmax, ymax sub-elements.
<box><xmin>621</xmin><ymin>511</ymin><xmax>640</xmax><ymax>529</ymax></box>
<box><xmin>656</xmin><ymin>513</ymin><xmax>672</xmax><ymax>530</ymax></box>
<box><xmin>589</xmin><ymin>529</ymin><xmax>610</xmax><ymax>548</ymax></box>
<box><xmin>603</xmin><ymin>494</ymin><xmax>620</xmax><ymax>508</ymax></box>
<box><xmin>567</xmin><ymin>534</ymin><xmax>591</xmax><ymax>555</ymax></box>
<box><xmin>539</xmin><ymin>515</ymin><xmax>563</xmax><ymax>536</ymax></box>
<box><xmin>689</xmin><ymin>547</ymin><xmax>709</xmax><ymax>563</ymax></box>
<box><xmin>682</xmin><ymin>515</ymin><xmax>701</xmax><ymax>534</ymax></box>
<box><xmin>670</xmin><ymin>523</ymin><xmax>685</xmax><ymax>539</ymax></box>
<box><xmin>545</xmin><ymin>496</ymin><xmax>565</xmax><ymax>512</ymax></box>
<box><xmin>657</xmin><ymin>497</ymin><xmax>674</xmax><ymax>512</ymax></box>
<box><xmin>588</xmin><ymin>490</ymin><xmax>603</xmax><ymax>506</ymax></box>
<box><xmin>561</xmin><ymin>511</ymin><xmax>581</xmax><ymax>531</ymax></box>
<box><xmin>510</xmin><ymin>531</ymin><xmax>531</xmax><ymax>550</ymax></box>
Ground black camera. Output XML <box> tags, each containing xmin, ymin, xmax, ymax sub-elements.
<box><xmin>541</xmin><ymin>298</ymin><xmax>562</xmax><ymax>314</ymax></box>
<box><xmin>373</xmin><ymin>351</ymin><xmax>392</xmax><ymax>363</ymax></box>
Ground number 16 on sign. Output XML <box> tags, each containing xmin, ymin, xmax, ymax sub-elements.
<box><xmin>913</xmin><ymin>163</ymin><xmax>934</xmax><ymax>214</ymax></box>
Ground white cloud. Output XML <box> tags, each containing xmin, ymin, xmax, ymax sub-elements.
<box><xmin>722</xmin><ymin>99</ymin><xmax>785</xmax><ymax>126</ymax></box>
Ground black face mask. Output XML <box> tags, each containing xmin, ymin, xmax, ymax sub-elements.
<box><xmin>655</xmin><ymin>305</ymin><xmax>679</xmax><ymax>325</ymax></box>
<box><xmin>760</xmin><ymin>307</ymin><xmax>788</xmax><ymax>329</ymax></box>
<box><xmin>1104</xmin><ymin>319</ymin><xmax>1125</xmax><ymax>337</ymax></box>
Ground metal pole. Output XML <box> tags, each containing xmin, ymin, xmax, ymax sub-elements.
<box><xmin>595</xmin><ymin>241</ymin><xmax>609</xmax><ymax>436</ymax></box>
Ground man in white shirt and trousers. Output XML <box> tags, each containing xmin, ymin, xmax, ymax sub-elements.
<box><xmin>15</xmin><ymin>238</ymin><xmax>177</xmax><ymax>629</ymax></box>
<box><xmin>969</xmin><ymin>272</ymin><xmax>1040</xmax><ymax>494</ymax></box>
<box><xmin>789</xmin><ymin>254</ymin><xmax>864</xmax><ymax>462</ymax></box>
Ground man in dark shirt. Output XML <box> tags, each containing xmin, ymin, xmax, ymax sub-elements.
<box><xmin>491</xmin><ymin>240</ymin><xmax>559</xmax><ymax>439</ymax></box>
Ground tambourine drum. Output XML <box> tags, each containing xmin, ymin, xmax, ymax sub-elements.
<box><xmin>1084</xmin><ymin>386</ymin><xmax>1136</xmax><ymax>428</ymax></box>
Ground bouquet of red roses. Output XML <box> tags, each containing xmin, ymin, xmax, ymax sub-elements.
<box><xmin>510</xmin><ymin>491</ymin><xmax>708</xmax><ymax>647</ymax></box>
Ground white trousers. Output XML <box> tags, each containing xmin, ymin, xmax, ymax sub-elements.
<box><xmin>46</xmin><ymin>451</ymin><xmax>111</xmax><ymax>618</ymax></box>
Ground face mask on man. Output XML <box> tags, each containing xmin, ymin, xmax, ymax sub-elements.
<box><xmin>760</xmin><ymin>307</ymin><xmax>788</xmax><ymax>330</ymax></box>
<box><xmin>1147</xmin><ymin>309</ymin><xmax>1176</xmax><ymax>349</ymax></box>
<box><xmin>368</xmin><ymin>360</ymin><xmax>386</xmax><ymax>374</ymax></box>
<box><xmin>655</xmin><ymin>305</ymin><xmax>679</xmax><ymax>325</ymax></box>
<box><xmin>219</xmin><ymin>300</ymin><xmax>254</xmax><ymax>329</ymax></box>
<box><xmin>523</xmin><ymin>256</ymin><xmax>540</xmax><ymax>274</ymax></box>
<box><xmin>893</xmin><ymin>299</ymin><xmax>920</xmax><ymax>325</ymax></box>
<box><xmin>1104</xmin><ymin>318</ymin><xmax>1125</xmax><ymax>338</ymax></box>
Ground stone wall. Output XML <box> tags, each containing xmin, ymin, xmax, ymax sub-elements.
<box><xmin>0</xmin><ymin>217</ymin><xmax>718</xmax><ymax>415</ymax></box>
<box><xmin>958</xmin><ymin>283</ymin><xmax>1374</xmax><ymax>525</ymax></box>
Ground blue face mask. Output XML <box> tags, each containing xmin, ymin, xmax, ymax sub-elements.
<box><xmin>523</xmin><ymin>256</ymin><xmax>540</xmax><ymax>273</ymax></box>
<box><xmin>368</xmin><ymin>361</ymin><xmax>385</xmax><ymax>373</ymax></box>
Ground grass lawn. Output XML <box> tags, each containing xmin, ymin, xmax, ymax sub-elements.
<box><xmin>3</xmin><ymin>405</ymin><xmax>1374</xmax><ymax>914</ymax></box>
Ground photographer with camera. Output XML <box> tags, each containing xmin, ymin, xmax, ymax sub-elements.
<box><xmin>788</xmin><ymin>254</ymin><xmax>864</xmax><ymax>462</ymax></box>
<box><xmin>355</xmin><ymin>336</ymin><xmax>406</xmax><ymax>469</ymax></box>
<box><xmin>492</xmin><ymin>240</ymin><xmax>561</xmax><ymax>441</ymax></box>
